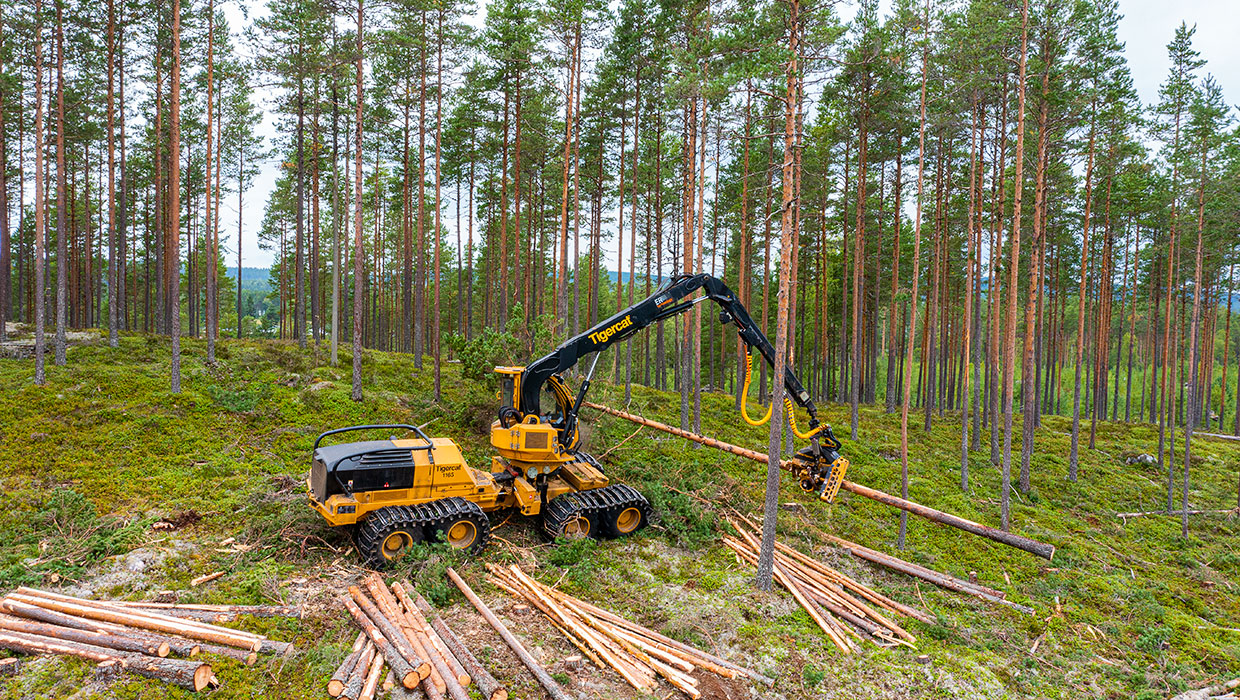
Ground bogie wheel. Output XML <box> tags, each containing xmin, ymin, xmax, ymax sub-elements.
<box><xmin>600</xmin><ymin>486</ymin><xmax>653</xmax><ymax>539</ymax></box>
<box><xmin>355</xmin><ymin>507</ymin><xmax>425</xmax><ymax>568</ymax></box>
<box><xmin>541</xmin><ymin>494</ymin><xmax>599</xmax><ymax>542</ymax></box>
<box><xmin>426</xmin><ymin>500</ymin><xmax>492</xmax><ymax>555</ymax></box>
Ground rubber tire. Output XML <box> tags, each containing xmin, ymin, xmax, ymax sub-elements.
<box><xmin>355</xmin><ymin>507</ymin><xmax>425</xmax><ymax>568</ymax></box>
<box><xmin>601</xmin><ymin>503</ymin><xmax>650</xmax><ymax>539</ymax></box>
<box><xmin>426</xmin><ymin>502</ymin><xmax>491</xmax><ymax>555</ymax></box>
<box><xmin>541</xmin><ymin>494</ymin><xmax>599</xmax><ymax>542</ymax></box>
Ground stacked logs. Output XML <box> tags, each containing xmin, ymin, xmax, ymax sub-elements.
<box><xmin>484</xmin><ymin>563</ymin><xmax>776</xmax><ymax>699</ymax></box>
<box><xmin>723</xmin><ymin>515</ymin><xmax>929</xmax><ymax>653</ymax></box>
<box><xmin>328</xmin><ymin>573</ymin><xmax>507</xmax><ymax>700</ymax></box>
<box><xmin>0</xmin><ymin>587</ymin><xmax>297</xmax><ymax>691</ymax></box>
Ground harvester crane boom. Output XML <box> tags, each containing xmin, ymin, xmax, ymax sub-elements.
<box><xmin>515</xmin><ymin>273</ymin><xmax>848</xmax><ymax>501</ymax></box>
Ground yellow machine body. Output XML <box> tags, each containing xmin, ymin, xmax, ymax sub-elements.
<box><xmin>308</xmin><ymin>437</ymin><xmax>507</xmax><ymax>526</ymax></box>
<box><xmin>309</xmin><ymin>365</ymin><xmax>614</xmax><ymax>529</ymax></box>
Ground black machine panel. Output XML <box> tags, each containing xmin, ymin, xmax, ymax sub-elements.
<box><xmin>311</xmin><ymin>440</ymin><xmax>417</xmax><ymax>501</ymax></box>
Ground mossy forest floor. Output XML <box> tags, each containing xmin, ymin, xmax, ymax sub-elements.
<box><xmin>0</xmin><ymin>332</ymin><xmax>1238</xmax><ymax>699</ymax></box>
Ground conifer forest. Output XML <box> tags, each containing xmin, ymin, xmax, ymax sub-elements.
<box><xmin>0</xmin><ymin>0</ymin><xmax>1239</xmax><ymax>695</ymax></box>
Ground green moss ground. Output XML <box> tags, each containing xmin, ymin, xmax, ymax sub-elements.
<box><xmin>0</xmin><ymin>333</ymin><xmax>1237</xmax><ymax>699</ymax></box>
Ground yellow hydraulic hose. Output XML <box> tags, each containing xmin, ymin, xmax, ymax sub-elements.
<box><xmin>784</xmin><ymin>397</ymin><xmax>824</xmax><ymax>440</ymax></box>
<box><xmin>740</xmin><ymin>352</ymin><xmax>774</xmax><ymax>426</ymax></box>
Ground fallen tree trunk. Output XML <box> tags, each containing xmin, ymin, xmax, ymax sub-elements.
<box><xmin>0</xmin><ymin>613</ymin><xmax>168</xmax><ymax>657</ymax></box>
<box><xmin>106</xmin><ymin>602</ymin><xmax>302</xmax><ymax>618</ymax></box>
<box><xmin>824</xmin><ymin>534</ymin><xmax>1033</xmax><ymax>615</ymax></box>
<box><xmin>10</xmin><ymin>590</ymin><xmax>261</xmax><ymax>651</ymax></box>
<box><xmin>196</xmin><ymin>641</ymin><xmax>258</xmax><ymax>665</ymax></box>
<box><xmin>447</xmin><ymin>567</ymin><xmax>573</xmax><ymax>700</ymax></box>
<box><xmin>412</xmin><ymin>591</ymin><xmax>507</xmax><ymax>700</ymax></box>
<box><xmin>1117</xmin><ymin>509</ymin><xmax>1237</xmax><ymax>519</ymax></box>
<box><xmin>0</xmin><ymin>628</ymin><xmax>212</xmax><ymax>691</ymax></box>
<box><xmin>585</xmin><ymin>402</ymin><xmax>1055</xmax><ymax>560</ymax></box>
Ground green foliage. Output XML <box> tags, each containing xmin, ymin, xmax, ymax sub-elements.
<box><xmin>206</xmin><ymin>383</ymin><xmax>271</xmax><ymax>413</ymax></box>
<box><xmin>448</xmin><ymin>326</ymin><xmax>520</xmax><ymax>385</ymax></box>
<box><xmin>547</xmin><ymin>536</ymin><xmax>597</xmax><ymax>567</ymax></box>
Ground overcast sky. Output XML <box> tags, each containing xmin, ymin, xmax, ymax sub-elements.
<box><xmin>231</xmin><ymin>0</ymin><xmax>1239</xmax><ymax>270</ymax></box>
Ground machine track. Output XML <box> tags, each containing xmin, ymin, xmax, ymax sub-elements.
<box><xmin>542</xmin><ymin>484</ymin><xmax>652</xmax><ymax>541</ymax></box>
<box><xmin>356</xmin><ymin>498</ymin><xmax>491</xmax><ymax>566</ymax></box>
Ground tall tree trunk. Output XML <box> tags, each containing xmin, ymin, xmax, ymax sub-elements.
<box><xmin>850</xmin><ymin>117</ymin><xmax>868</xmax><ymax>441</ymax></box>
<box><xmin>204</xmin><ymin>0</ymin><xmax>216</xmax><ymax>362</ymax></box>
<box><xmin>54</xmin><ymin>0</ymin><xmax>68</xmax><ymax>366</ymax></box>
<box><xmin>352</xmin><ymin>0</ymin><xmax>365</xmax><ymax>401</ymax></box>
<box><xmin>757</xmin><ymin>0</ymin><xmax>799</xmax><ymax>589</ymax></box>
<box><xmin>960</xmin><ymin>101</ymin><xmax>980</xmax><ymax>490</ymax></box>
<box><xmin>33</xmin><ymin>0</ymin><xmax>47</xmax><ymax>381</ymax></box>
<box><xmin>433</xmin><ymin>9</ymin><xmax>443</xmax><ymax>399</ymax></box>
<box><xmin>1182</xmin><ymin>123</ymin><xmax>1208</xmax><ymax>538</ymax></box>
<box><xmin>1000</xmin><ymin>0</ymin><xmax>1030</xmax><ymax>531</ymax></box>
<box><xmin>295</xmin><ymin>74</ymin><xmax>306</xmax><ymax>349</ymax></box>
<box><xmin>899</xmin><ymin>0</ymin><xmax>931</xmax><ymax>550</ymax></box>
<box><xmin>168</xmin><ymin>0</ymin><xmax>183</xmax><ymax>391</ymax></box>
<box><xmin>1021</xmin><ymin>53</ymin><xmax>1051</xmax><ymax>492</ymax></box>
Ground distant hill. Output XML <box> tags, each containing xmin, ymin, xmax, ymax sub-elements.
<box><xmin>226</xmin><ymin>267</ymin><xmax>271</xmax><ymax>292</ymax></box>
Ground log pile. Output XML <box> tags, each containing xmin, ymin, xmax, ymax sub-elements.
<box><xmin>328</xmin><ymin>573</ymin><xmax>508</xmax><ymax>700</ymax></box>
<box><xmin>483</xmin><ymin>562</ymin><xmax>776</xmax><ymax>699</ymax></box>
<box><xmin>723</xmin><ymin>515</ymin><xmax>928</xmax><ymax>652</ymax></box>
<box><xmin>0</xmin><ymin>587</ymin><xmax>295</xmax><ymax>692</ymax></box>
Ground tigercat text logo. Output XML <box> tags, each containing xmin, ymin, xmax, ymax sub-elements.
<box><xmin>589</xmin><ymin>315</ymin><xmax>632</xmax><ymax>345</ymax></box>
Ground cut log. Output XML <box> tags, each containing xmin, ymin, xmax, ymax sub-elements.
<box><xmin>531</xmin><ymin>586</ymin><xmax>773</xmax><ymax>686</ymax></box>
<box><xmin>330</xmin><ymin>632</ymin><xmax>369</xmax><ymax>697</ymax></box>
<box><xmin>256</xmin><ymin>638</ymin><xmax>295</xmax><ymax>656</ymax></box>
<box><xmin>0</xmin><ymin>629</ymin><xmax>212</xmax><ymax>691</ymax></box>
<box><xmin>349</xmin><ymin>585</ymin><xmax>430</xmax><ymax>680</ymax></box>
<box><xmin>583</xmin><ymin>402</ymin><xmax>1056</xmax><ymax>560</ymax></box>
<box><xmin>0</xmin><ymin>613</ymin><xmax>168</xmax><ymax>657</ymax></box>
<box><xmin>361</xmin><ymin>576</ymin><xmax>449</xmax><ymax>695</ymax></box>
<box><xmin>0</xmin><ymin>598</ymin><xmax>200</xmax><ymax>657</ymax></box>
<box><xmin>412</xmin><ymin>591</ymin><xmax>508</xmax><ymax>700</ymax></box>
<box><xmin>120</xmin><ymin>607</ymin><xmax>238</xmax><ymax>624</ymax></box>
<box><xmin>824</xmin><ymin>534</ymin><xmax>1034</xmax><ymax>615</ymax></box>
<box><xmin>393</xmin><ymin>582</ymin><xmax>471</xmax><ymax>688</ymax></box>
<box><xmin>340</xmin><ymin>642</ymin><xmax>375</xmax><ymax>700</ymax></box>
<box><xmin>196</xmin><ymin>641</ymin><xmax>258</xmax><ymax>665</ymax></box>
<box><xmin>10</xmin><ymin>590</ymin><xmax>261</xmax><ymax>651</ymax></box>
<box><xmin>0</xmin><ymin>657</ymin><xmax>18</xmax><ymax>675</ymax></box>
<box><xmin>106</xmin><ymin>601</ymin><xmax>302</xmax><ymax>618</ymax></box>
<box><xmin>359</xmin><ymin>650</ymin><xmax>385</xmax><ymax>700</ymax></box>
<box><xmin>564</xmin><ymin>655</ymin><xmax>584</xmax><ymax>670</ymax></box>
<box><xmin>342</xmin><ymin>595</ymin><xmax>427</xmax><ymax>688</ymax></box>
<box><xmin>446</xmin><ymin>567</ymin><xmax>574</xmax><ymax>700</ymax></box>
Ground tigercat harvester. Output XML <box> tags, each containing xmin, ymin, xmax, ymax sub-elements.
<box><xmin>308</xmin><ymin>273</ymin><xmax>849</xmax><ymax>566</ymax></box>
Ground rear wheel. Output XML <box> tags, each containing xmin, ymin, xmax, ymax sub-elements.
<box><xmin>356</xmin><ymin>507</ymin><xmax>425</xmax><ymax>567</ymax></box>
<box><xmin>598</xmin><ymin>485</ymin><xmax>652</xmax><ymax>539</ymax></box>
<box><xmin>541</xmin><ymin>494</ymin><xmax>599</xmax><ymax>541</ymax></box>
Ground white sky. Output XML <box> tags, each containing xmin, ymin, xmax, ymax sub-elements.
<box><xmin>230</xmin><ymin>0</ymin><xmax>1240</xmax><ymax>270</ymax></box>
